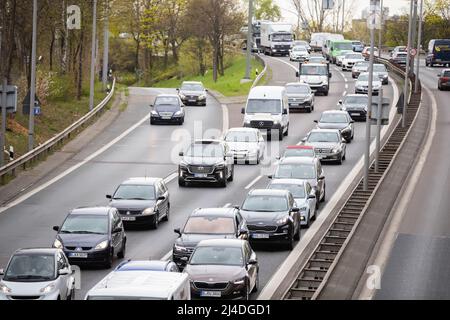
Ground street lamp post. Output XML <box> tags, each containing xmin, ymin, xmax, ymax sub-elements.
<box><xmin>244</xmin><ymin>0</ymin><xmax>253</xmax><ymax>80</ymax></box>
<box><xmin>102</xmin><ymin>0</ymin><xmax>109</xmax><ymax>91</ymax></box>
<box><xmin>89</xmin><ymin>0</ymin><xmax>98</xmax><ymax>111</ymax></box>
<box><xmin>402</xmin><ymin>0</ymin><xmax>414</xmax><ymax>128</ymax></box>
<box><xmin>415</xmin><ymin>0</ymin><xmax>423</xmax><ymax>93</ymax></box>
<box><xmin>28</xmin><ymin>0</ymin><xmax>38</xmax><ymax>151</ymax></box>
<box><xmin>378</xmin><ymin>0</ymin><xmax>383</xmax><ymax>58</ymax></box>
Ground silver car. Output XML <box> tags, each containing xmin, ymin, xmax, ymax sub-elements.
<box><xmin>302</xmin><ymin>129</ymin><xmax>347</xmax><ymax>164</ymax></box>
<box><xmin>373</xmin><ymin>63</ymin><xmax>389</xmax><ymax>85</ymax></box>
<box><xmin>224</xmin><ymin>128</ymin><xmax>265</xmax><ymax>164</ymax></box>
<box><xmin>0</xmin><ymin>248</ymin><xmax>75</xmax><ymax>300</ymax></box>
<box><xmin>352</xmin><ymin>61</ymin><xmax>369</xmax><ymax>79</ymax></box>
<box><xmin>285</xmin><ymin>82</ymin><xmax>315</xmax><ymax>113</ymax></box>
<box><xmin>336</xmin><ymin>50</ymin><xmax>353</xmax><ymax>67</ymax></box>
<box><xmin>267</xmin><ymin>179</ymin><xmax>317</xmax><ymax>228</ymax></box>
<box><xmin>355</xmin><ymin>72</ymin><xmax>382</xmax><ymax>96</ymax></box>
<box><xmin>290</xmin><ymin>46</ymin><xmax>310</xmax><ymax>62</ymax></box>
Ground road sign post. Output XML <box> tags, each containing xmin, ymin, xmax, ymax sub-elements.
<box><xmin>415</xmin><ymin>0</ymin><xmax>424</xmax><ymax>93</ymax></box>
<box><xmin>1</xmin><ymin>79</ymin><xmax>7</xmax><ymax>166</ymax></box>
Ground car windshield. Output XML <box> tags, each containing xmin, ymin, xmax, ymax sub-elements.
<box><xmin>345</xmin><ymin>96</ymin><xmax>368</xmax><ymax>105</ymax></box>
<box><xmin>183</xmin><ymin>217</ymin><xmax>235</xmax><ymax>234</ymax></box>
<box><xmin>225</xmin><ymin>131</ymin><xmax>257</xmax><ymax>143</ymax></box>
<box><xmin>284</xmin><ymin>148</ymin><xmax>315</xmax><ymax>158</ymax></box>
<box><xmin>308</xmin><ymin>132</ymin><xmax>340</xmax><ymax>142</ymax></box>
<box><xmin>275</xmin><ymin>164</ymin><xmax>316</xmax><ymax>179</ymax></box>
<box><xmin>293</xmin><ymin>46</ymin><xmax>307</xmax><ymax>52</ymax></box>
<box><xmin>355</xmin><ymin>61</ymin><xmax>369</xmax><ymax>67</ymax></box>
<box><xmin>60</xmin><ymin>215</ymin><xmax>109</xmax><ymax>234</ymax></box>
<box><xmin>345</xmin><ymin>53</ymin><xmax>363</xmax><ymax>59</ymax></box>
<box><xmin>272</xmin><ymin>34</ymin><xmax>293</xmax><ymax>42</ymax></box>
<box><xmin>268</xmin><ymin>184</ymin><xmax>306</xmax><ymax>198</ymax></box>
<box><xmin>286</xmin><ymin>85</ymin><xmax>310</xmax><ymax>94</ymax></box>
<box><xmin>155</xmin><ymin>97</ymin><xmax>179</xmax><ymax>106</ymax></box>
<box><xmin>442</xmin><ymin>71</ymin><xmax>450</xmax><ymax>77</ymax></box>
<box><xmin>181</xmin><ymin>84</ymin><xmax>204</xmax><ymax>91</ymax></box>
<box><xmin>190</xmin><ymin>247</ymin><xmax>243</xmax><ymax>266</ymax></box>
<box><xmin>301</xmin><ymin>65</ymin><xmax>328</xmax><ymax>76</ymax></box>
<box><xmin>186</xmin><ymin>143</ymin><xmax>224</xmax><ymax>158</ymax></box>
<box><xmin>242</xmin><ymin>195</ymin><xmax>288</xmax><ymax>212</ymax></box>
<box><xmin>4</xmin><ymin>254</ymin><xmax>55</xmax><ymax>282</ymax></box>
<box><xmin>320</xmin><ymin>113</ymin><xmax>348</xmax><ymax>123</ymax></box>
<box><xmin>246</xmin><ymin>99</ymin><xmax>281</xmax><ymax>114</ymax></box>
<box><xmin>373</xmin><ymin>65</ymin><xmax>387</xmax><ymax>72</ymax></box>
<box><xmin>113</xmin><ymin>185</ymin><xmax>156</xmax><ymax>200</ymax></box>
<box><xmin>335</xmin><ymin>43</ymin><xmax>353</xmax><ymax>50</ymax></box>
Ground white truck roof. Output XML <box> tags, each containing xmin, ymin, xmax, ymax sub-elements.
<box><xmin>260</xmin><ymin>22</ymin><xmax>293</xmax><ymax>33</ymax></box>
<box><xmin>248</xmin><ymin>86</ymin><xmax>286</xmax><ymax>100</ymax></box>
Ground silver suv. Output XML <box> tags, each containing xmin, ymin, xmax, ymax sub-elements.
<box><xmin>302</xmin><ymin>129</ymin><xmax>347</xmax><ymax>164</ymax></box>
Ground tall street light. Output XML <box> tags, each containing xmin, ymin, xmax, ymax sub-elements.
<box><xmin>415</xmin><ymin>0</ymin><xmax>423</xmax><ymax>93</ymax></box>
<box><xmin>89</xmin><ymin>0</ymin><xmax>98</xmax><ymax>110</ymax></box>
<box><xmin>244</xmin><ymin>0</ymin><xmax>253</xmax><ymax>80</ymax></box>
<box><xmin>402</xmin><ymin>0</ymin><xmax>415</xmax><ymax>128</ymax></box>
<box><xmin>28</xmin><ymin>0</ymin><xmax>38</xmax><ymax>151</ymax></box>
<box><xmin>102</xmin><ymin>0</ymin><xmax>110</xmax><ymax>91</ymax></box>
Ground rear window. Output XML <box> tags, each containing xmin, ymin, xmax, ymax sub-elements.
<box><xmin>442</xmin><ymin>71</ymin><xmax>450</xmax><ymax>77</ymax></box>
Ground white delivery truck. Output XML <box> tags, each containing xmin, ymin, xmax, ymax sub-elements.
<box><xmin>85</xmin><ymin>270</ymin><xmax>191</xmax><ymax>300</ymax></box>
<box><xmin>260</xmin><ymin>22</ymin><xmax>294</xmax><ymax>56</ymax></box>
<box><xmin>310</xmin><ymin>33</ymin><xmax>331</xmax><ymax>52</ymax></box>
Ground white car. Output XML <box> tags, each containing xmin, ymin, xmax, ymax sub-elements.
<box><xmin>355</xmin><ymin>72</ymin><xmax>382</xmax><ymax>95</ymax></box>
<box><xmin>0</xmin><ymin>248</ymin><xmax>75</xmax><ymax>300</ymax></box>
<box><xmin>224</xmin><ymin>128</ymin><xmax>265</xmax><ymax>164</ymax></box>
<box><xmin>373</xmin><ymin>63</ymin><xmax>389</xmax><ymax>85</ymax></box>
<box><xmin>352</xmin><ymin>61</ymin><xmax>369</xmax><ymax>78</ymax></box>
<box><xmin>290</xmin><ymin>46</ymin><xmax>310</xmax><ymax>62</ymax></box>
<box><xmin>342</xmin><ymin>52</ymin><xmax>364</xmax><ymax>71</ymax></box>
<box><xmin>335</xmin><ymin>50</ymin><xmax>353</xmax><ymax>67</ymax></box>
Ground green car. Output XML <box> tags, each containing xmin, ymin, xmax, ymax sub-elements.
<box><xmin>329</xmin><ymin>40</ymin><xmax>353</xmax><ymax>64</ymax></box>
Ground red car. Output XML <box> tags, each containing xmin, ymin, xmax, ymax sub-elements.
<box><xmin>438</xmin><ymin>69</ymin><xmax>450</xmax><ymax>91</ymax></box>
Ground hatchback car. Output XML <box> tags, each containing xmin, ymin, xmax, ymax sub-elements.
<box><xmin>172</xmin><ymin>207</ymin><xmax>248</xmax><ymax>269</ymax></box>
<box><xmin>355</xmin><ymin>72</ymin><xmax>382</xmax><ymax>95</ymax></box>
<box><xmin>335</xmin><ymin>50</ymin><xmax>353</xmax><ymax>67</ymax></box>
<box><xmin>338</xmin><ymin>94</ymin><xmax>368</xmax><ymax>121</ymax></box>
<box><xmin>115</xmin><ymin>260</ymin><xmax>179</xmax><ymax>273</ymax></box>
<box><xmin>107</xmin><ymin>177</ymin><xmax>170</xmax><ymax>229</ymax></box>
<box><xmin>177</xmin><ymin>81</ymin><xmax>207</xmax><ymax>106</ymax></box>
<box><xmin>178</xmin><ymin>140</ymin><xmax>234</xmax><ymax>187</ymax></box>
<box><xmin>52</xmin><ymin>207</ymin><xmax>127</xmax><ymax>268</ymax></box>
<box><xmin>314</xmin><ymin>110</ymin><xmax>354</xmax><ymax>142</ymax></box>
<box><xmin>352</xmin><ymin>60</ymin><xmax>369</xmax><ymax>78</ymax></box>
<box><xmin>302</xmin><ymin>129</ymin><xmax>347</xmax><ymax>164</ymax></box>
<box><xmin>373</xmin><ymin>64</ymin><xmax>389</xmax><ymax>85</ymax></box>
<box><xmin>239</xmin><ymin>189</ymin><xmax>300</xmax><ymax>250</ymax></box>
<box><xmin>438</xmin><ymin>69</ymin><xmax>450</xmax><ymax>91</ymax></box>
<box><xmin>285</xmin><ymin>82</ymin><xmax>315</xmax><ymax>113</ymax></box>
<box><xmin>270</xmin><ymin>157</ymin><xmax>325</xmax><ymax>207</ymax></box>
<box><xmin>185</xmin><ymin>239</ymin><xmax>258</xmax><ymax>300</ymax></box>
<box><xmin>150</xmin><ymin>94</ymin><xmax>185</xmax><ymax>125</ymax></box>
<box><xmin>267</xmin><ymin>179</ymin><xmax>317</xmax><ymax>228</ymax></box>
<box><xmin>290</xmin><ymin>46</ymin><xmax>310</xmax><ymax>62</ymax></box>
<box><xmin>223</xmin><ymin>128</ymin><xmax>265</xmax><ymax>164</ymax></box>
<box><xmin>278</xmin><ymin>145</ymin><xmax>316</xmax><ymax>160</ymax></box>
<box><xmin>0</xmin><ymin>248</ymin><xmax>75</xmax><ymax>300</ymax></box>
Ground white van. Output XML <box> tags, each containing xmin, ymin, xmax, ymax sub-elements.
<box><xmin>322</xmin><ymin>34</ymin><xmax>345</xmax><ymax>61</ymax></box>
<box><xmin>84</xmin><ymin>270</ymin><xmax>191</xmax><ymax>300</ymax></box>
<box><xmin>242</xmin><ymin>86</ymin><xmax>289</xmax><ymax>141</ymax></box>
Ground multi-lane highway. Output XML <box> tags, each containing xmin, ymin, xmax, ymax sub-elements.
<box><xmin>0</xmin><ymin>53</ymin><xmax>398</xmax><ymax>299</ymax></box>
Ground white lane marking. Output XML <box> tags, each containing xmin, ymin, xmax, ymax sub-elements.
<box><xmin>345</xmin><ymin>84</ymin><xmax>349</xmax><ymax>89</ymax></box>
<box><xmin>343</xmin><ymin>91</ymin><xmax>347</xmax><ymax>97</ymax></box>
<box><xmin>0</xmin><ymin>115</ymin><xmax>151</xmax><ymax>214</ymax></box>
<box><xmin>271</xmin><ymin>57</ymin><xmax>299</xmax><ymax>72</ymax></box>
<box><xmin>359</xmin><ymin>84</ymin><xmax>438</xmax><ymax>300</ymax></box>
<box><xmin>222</xmin><ymin>104</ymin><xmax>229</xmax><ymax>133</ymax></box>
<box><xmin>245</xmin><ymin>175</ymin><xmax>263</xmax><ymax>190</ymax></box>
<box><xmin>164</xmin><ymin>172</ymin><xmax>178</xmax><ymax>184</ymax></box>
<box><xmin>161</xmin><ymin>250</ymin><xmax>172</xmax><ymax>261</ymax></box>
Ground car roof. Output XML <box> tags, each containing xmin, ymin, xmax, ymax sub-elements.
<box><xmin>279</xmin><ymin>157</ymin><xmax>316</xmax><ymax>165</ymax></box>
<box><xmin>115</xmin><ymin>260</ymin><xmax>170</xmax><ymax>272</ymax></box>
<box><xmin>286</xmin><ymin>82</ymin><xmax>310</xmax><ymax>87</ymax></box>
<box><xmin>227</xmin><ymin>127</ymin><xmax>259</xmax><ymax>133</ymax></box>
<box><xmin>286</xmin><ymin>145</ymin><xmax>314</xmax><ymax>150</ymax></box>
<box><xmin>344</xmin><ymin>94</ymin><xmax>368</xmax><ymax>98</ymax></box>
<box><xmin>248</xmin><ymin>189</ymin><xmax>290</xmax><ymax>197</ymax></box>
<box><xmin>269</xmin><ymin>178</ymin><xmax>308</xmax><ymax>186</ymax></box>
<box><xmin>302</xmin><ymin>63</ymin><xmax>327</xmax><ymax>67</ymax></box>
<box><xmin>248</xmin><ymin>86</ymin><xmax>286</xmax><ymax>99</ymax></box>
<box><xmin>121</xmin><ymin>177</ymin><xmax>161</xmax><ymax>185</ymax></box>
<box><xmin>191</xmin><ymin>207</ymin><xmax>238</xmax><ymax>217</ymax></box>
<box><xmin>196</xmin><ymin>239</ymin><xmax>245</xmax><ymax>248</ymax></box>
<box><xmin>155</xmin><ymin>94</ymin><xmax>179</xmax><ymax>98</ymax></box>
<box><xmin>70</xmin><ymin>206</ymin><xmax>111</xmax><ymax>216</ymax></box>
<box><xmin>13</xmin><ymin>248</ymin><xmax>60</xmax><ymax>256</ymax></box>
<box><xmin>321</xmin><ymin>110</ymin><xmax>348</xmax><ymax>115</ymax></box>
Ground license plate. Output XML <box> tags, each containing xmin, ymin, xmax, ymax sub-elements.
<box><xmin>161</xmin><ymin>116</ymin><xmax>171</xmax><ymax>120</ymax></box>
<box><xmin>351</xmin><ymin>113</ymin><xmax>360</xmax><ymax>116</ymax></box>
<box><xmin>290</xmin><ymin>103</ymin><xmax>299</xmax><ymax>107</ymax></box>
<box><xmin>252</xmin><ymin>233</ymin><xmax>269</xmax><ymax>239</ymax></box>
<box><xmin>69</xmin><ymin>252</ymin><xmax>88</xmax><ymax>258</ymax></box>
<box><xmin>200</xmin><ymin>291</ymin><xmax>222</xmax><ymax>298</ymax></box>
<box><xmin>121</xmin><ymin>216</ymin><xmax>136</xmax><ymax>221</ymax></box>
<box><xmin>194</xmin><ymin>174</ymin><xmax>207</xmax><ymax>178</ymax></box>
<box><xmin>189</xmin><ymin>99</ymin><xmax>196</xmax><ymax>102</ymax></box>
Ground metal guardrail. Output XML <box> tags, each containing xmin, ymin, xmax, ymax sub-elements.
<box><xmin>0</xmin><ymin>78</ymin><xmax>116</xmax><ymax>183</ymax></box>
<box><xmin>252</xmin><ymin>54</ymin><xmax>268</xmax><ymax>88</ymax></box>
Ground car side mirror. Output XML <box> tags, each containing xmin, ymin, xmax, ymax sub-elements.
<box><xmin>238</xmin><ymin>228</ymin><xmax>248</xmax><ymax>236</ymax></box>
<box><xmin>106</xmin><ymin>195</ymin><xmax>112</xmax><ymax>199</ymax></box>
<box><xmin>53</xmin><ymin>226</ymin><xmax>60</xmax><ymax>232</ymax></box>
<box><xmin>292</xmin><ymin>207</ymin><xmax>300</xmax><ymax>212</ymax></box>
<box><xmin>157</xmin><ymin>196</ymin><xmax>166</xmax><ymax>201</ymax></box>
<box><xmin>319</xmin><ymin>175</ymin><xmax>325</xmax><ymax>180</ymax></box>
<box><xmin>268</xmin><ymin>175</ymin><xmax>273</xmax><ymax>179</ymax></box>
<box><xmin>58</xmin><ymin>268</ymin><xmax>70</xmax><ymax>276</ymax></box>
<box><xmin>241</xmin><ymin>107</ymin><xmax>245</xmax><ymax>114</ymax></box>
<box><xmin>176</xmin><ymin>88</ymin><xmax>180</xmax><ymax>91</ymax></box>
<box><xmin>313</xmin><ymin>120</ymin><xmax>318</xmax><ymax>123</ymax></box>
<box><xmin>248</xmin><ymin>258</ymin><xmax>258</xmax><ymax>265</ymax></box>
<box><xmin>338</xmin><ymin>100</ymin><xmax>343</xmax><ymax>105</ymax></box>
<box><xmin>342</xmin><ymin>138</ymin><xmax>347</xmax><ymax>143</ymax></box>
<box><xmin>149</xmin><ymin>104</ymin><xmax>153</xmax><ymax>108</ymax></box>
<box><xmin>113</xmin><ymin>227</ymin><xmax>123</xmax><ymax>234</ymax></box>
<box><xmin>329</xmin><ymin>73</ymin><xmax>332</xmax><ymax>78</ymax></box>
<box><xmin>205</xmin><ymin>89</ymin><xmax>208</xmax><ymax>92</ymax></box>
<box><xmin>174</xmin><ymin>228</ymin><xmax>182</xmax><ymax>236</ymax></box>
<box><xmin>296</xmin><ymin>71</ymin><xmax>300</xmax><ymax>78</ymax></box>
<box><xmin>350</xmin><ymin>120</ymin><xmax>355</xmax><ymax>124</ymax></box>
<box><xmin>179</xmin><ymin>151</ymin><xmax>184</xmax><ymax>157</ymax></box>
<box><xmin>308</xmin><ymin>193</ymin><xmax>316</xmax><ymax>199</ymax></box>
<box><xmin>276</xmin><ymin>156</ymin><xmax>281</xmax><ymax>160</ymax></box>
<box><xmin>301</xmin><ymin>138</ymin><xmax>307</xmax><ymax>142</ymax></box>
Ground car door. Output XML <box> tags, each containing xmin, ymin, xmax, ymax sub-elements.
<box><xmin>281</xmin><ymin>95</ymin><xmax>289</xmax><ymax>131</ymax></box>
<box><xmin>56</xmin><ymin>252</ymin><xmax>69</xmax><ymax>299</ymax></box>
<box><xmin>111</xmin><ymin>210</ymin><xmax>122</xmax><ymax>251</ymax></box>
<box><xmin>306</xmin><ymin>182</ymin><xmax>316</xmax><ymax>217</ymax></box>
<box><xmin>157</xmin><ymin>181</ymin><xmax>169</xmax><ymax>218</ymax></box>
<box><xmin>244</xmin><ymin>242</ymin><xmax>257</xmax><ymax>289</ymax></box>
<box><xmin>288</xmin><ymin>193</ymin><xmax>299</xmax><ymax>231</ymax></box>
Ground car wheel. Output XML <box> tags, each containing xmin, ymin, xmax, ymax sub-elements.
<box><xmin>278</xmin><ymin>130</ymin><xmax>284</xmax><ymax>141</ymax></box>
<box><xmin>324</xmin><ymin>90</ymin><xmax>329</xmax><ymax>96</ymax></box>
<box><xmin>307</xmin><ymin>106</ymin><xmax>312</xmax><ymax>113</ymax></box>
<box><xmin>284</xmin><ymin>126</ymin><xmax>289</xmax><ymax>136</ymax></box>
<box><xmin>321</xmin><ymin>186</ymin><xmax>326</xmax><ymax>203</ymax></box>
<box><xmin>315</xmin><ymin>193</ymin><xmax>320</xmax><ymax>209</ymax></box>
<box><xmin>152</xmin><ymin>212</ymin><xmax>159</xmax><ymax>229</ymax></box>
<box><xmin>256</xmin><ymin>152</ymin><xmax>260</xmax><ymax>165</ymax></box>
<box><xmin>311</xmin><ymin>209</ymin><xmax>317</xmax><ymax>221</ymax></box>
<box><xmin>162</xmin><ymin>203</ymin><xmax>170</xmax><ymax>222</ymax></box>
<box><xmin>178</xmin><ymin>178</ymin><xmax>186</xmax><ymax>187</ymax></box>
<box><xmin>294</xmin><ymin>221</ymin><xmax>301</xmax><ymax>240</ymax></box>
<box><xmin>244</xmin><ymin>280</ymin><xmax>251</xmax><ymax>300</ymax></box>
<box><xmin>343</xmin><ymin>151</ymin><xmax>346</xmax><ymax>161</ymax></box>
<box><xmin>104</xmin><ymin>249</ymin><xmax>113</xmax><ymax>269</ymax></box>
<box><xmin>117</xmin><ymin>238</ymin><xmax>126</xmax><ymax>259</ymax></box>
<box><xmin>286</xmin><ymin>232</ymin><xmax>295</xmax><ymax>251</ymax></box>
<box><xmin>219</xmin><ymin>176</ymin><xmax>227</xmax><ymax>188</ymax></box>
<box><xmin>227</xmin><ymin>167</ymin><xmax>234</xmax><ymax>182</ymax></box>
<box><xmin>150</xmin><ymin>119</ymin><xmax>155</xmax><ymax>125</ymax></box>
<box><xmin>252</xmin><ymin>272</ymin><xmax>259</xmax><ymax>293</ymax></box>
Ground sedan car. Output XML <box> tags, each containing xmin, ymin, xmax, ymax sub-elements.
<box><xmin>270</xmin><ymin>157</ymin><xmax>325</xmax><ymax>206</ymax></box>
<box><xmin>240</xmin><ymin>189</ymin><xmax>300</xmax><ymax>250</ymax></box>
<box><xmin>290</xmin><ymin>46</ymin><xmax>310</xmax><ymax>62</ymax></box>
<box><xmin>390</xmin><ymin>46</ymin><xmax>406</xmax><ymax>58</ymax></box>
<box><xmin>335</xmin><ymin>50</ymin><xmax>353</xmax><ymax>67</ymax></box>
<box><xmin>338</xmin><ymin>94</ymin><xmax>368</xmax><ymax>121</ymax></box>
<box><xmin>177</xmin><ymin>81</ymin><xmax>207</xmax><ymax>106</ymax></box>
<box><xmin>52</xmin><ymin>207</ymin><xmax>127</xmax><ymax>268</ymax></box>
<box><xmin>267</xmin><ymin>179</ymin><xmax>317</xmax><ymax>228</ymax></box>
<box><xmin>373</xmin><ymin>63</ymin><xmax>389</xmax><ymax>85</ymax></box>
<box><xmin>352</xmin><ymin>60</ymin><xmax>369</xmax><ymax>78</ymax></box>
<box><xmin>390</xmin><ymin>52</ymin><xmax>407</xmax><ymax>66</ymax></box>
<box><xmin>107</xmin><ymin>177</ymin><xmax>170</xmax><ymax>229</ymax></box>
<box><xmin>293</xmin><ymin>40</ymin><xmax>311</xmax><ymax>52</ymax></box>
<box><xmin>314</xmin><ymin>110</ymin><xmax>354</xmax><ymax>142</ymax></box>
<box><xmin>285</xmin><ymin>82</ymin><xmax>315</xmax><ymax>113</ymax></box>
<box><xmin>362</xmin><ymin>46</ymin><xmax>379</xmax><ymax>60</ymax></box>
<box><xmin>172</xmin><ymin>207</ymin><xmax>248</xmax><ymax>269</ymax></box>
<box><xmin>224</xmin><ymin>128</ymin><xmax>265</xmax><ymax>164</ymax></box>
<box><xmin>178</xmin><ymin>140</ymin><xmax>234</xmax><ymax>187</ymax></box>
<box><xmin>0</xmin><ymin>248</ymin><xmax>75</xmax><ymax>300</ymax></box>
<box><xmin>302</xmin><ymin>129</ymin><xmax>347</xmax><ymax>164</ymax></box>
<box><xmin>279</xmin><ymin>145</ymin><xmax>316</xmax><ymax>160</ymax></box>
<box><xmin>185</xmin><ymin>239</ymin><xmax>258</xmax><ymax>300</ymax></box>
<box><xmin>114</xmin><ymin>260</ymin><xmax>179</xmax><ymax>273</ymax></box>
<box><xmin>150</xmin><ymin>94</ymin><xmax>185</xmax><ymax>125</ymax></box>
<box><xmin>438</xmin><ymin>69</ymin><xmax>450</xmax><ymax>91</ymax></box>
<box><xmin>355</xmin><ymin>72</ymin><xmax>382</xmax><ymax>95</ymax></box>
<box><xmin>342</xmin><ymin>52</ymin><xmax>364</xmax><ymax>71</ymax></box>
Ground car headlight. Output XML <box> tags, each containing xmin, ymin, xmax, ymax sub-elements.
<box><xmin>233</xmin><ymin>278</ymin><xmax>245</xmax><ymax>285</ymax></box>
<box><xmin>0</xmin><ymin>283</ymin><xmax>12</xmax><ymax>294</ymax></box>
<box><xmin>179</xmin><ymin>94</ymin><xmax>186</xmax><ymax>99</ymax></box>
<box><xmin>40</xmin><ymin>283</ymin><xmax>56</xmax><ymax>294</ymax></box>
<box><xmin>151</xmin><ymin>111</ymin><xmax>158</xmax><ymax>116</ymax></box>
<box><xmin>341</xmin><ymin>126</ymin><xmax>351</xmax><ymax>133</ymax></box>
<box><xmin>142</xmin><ymin>207</ymin><xmax>155</xmax><ymax>215</ymax></box>
<box><xmin>276</xmin><ymin>216</ymin><xmax>292</xmax><ymax>225</ymax></box>
<box><xmin>95</xmin><ymin>240</ymin><xmax>109</xmax><ymax>250</ymax></box>
<box><xmin>215</xmin><ymin>162</ymin><xmax>226</xmax><ymax>170</ymax></box>
<box><xmin>174</xmin><ymin>244</ymin><xmax>187</xmax><ymax>252</ymax></box>
<box><xmin>199</xmin><ymin>95</ymin><xmax>206</xmax><ymax>100</ymax></box>
<box><xmin>174</xmin><ymin>111</ymin><xmax>183</xmax><ymax>116</ymax></box>
<box><xmin>332</xmin><ymin>147</ymin><xmax>341</xmax><ymax>153</ymax></box>
<box><xmin>273</xmin><ymin>120</ymin><xmax>280</xmax><ymax>125</ymax></box>
<box><xmin>53</xmin><ymin>239</ymin><xmax>63</xmax><ymax>249</ymax></box>
<box><xmin>179</xmin><ymin>162</ymin><xmax>188</xmax><ymax>170</ymax></box>
<box><xmin>304</xmin><ymin>95</ymin><xmax>312</xmax><ymax>102</ymax></box>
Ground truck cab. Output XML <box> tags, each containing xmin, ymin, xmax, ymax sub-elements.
<box><xmin>296</xmin><ymin>63</ymin><xmax>332</xmax><ymax>96</ymax></box>
<box><xmin>260</xmin><ymin>22</ymin><xmax>294</xmax><ymax>56</ymax></box>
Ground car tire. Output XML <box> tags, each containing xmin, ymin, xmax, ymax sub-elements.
<box><xmin>294</xmin><ymin>221</ymin><xmax>301</xmax><ymax>240</ymax></box>
<box><xmin>307</xmin><ymin>106</ymin><xmax>312</xmax><ymax>113</ymax></box>
<box><xmin>117</xmin><ymin>239</ymin><xmax>126</xmax><ymax>259</ymax></box>
<box><xmin>343</xmin><ymin>151</ymin><xmax>346</xmax><ymax>161</ymax></box>
<box><xmin>227</xmin><ymin>167</ymin><xmax>234</xmax><ymax>182</ymax></box>
<box><xmin>284</xmin><ymin>126</ymin><xmax>289</xmax><ymax>137</ymax></box>
<box><xmin>256</xmin><ymin>153</ymin><xmax>260</xmax><ymax>165</ymax></box>
<box><xmin>219</xmin><ymin>176</ymin><xmax>227</xmax><ymax>188</ymax></box>
<box><xmin>324</xmin><ymin>90</ymin><xmax>329</xmax><ymax>96</ymax></box>
<box><xmin>178</xmin><ymin>178</ymin><xmax>186</xmax><ymax>187</ymax></box>
<box><xmin>104</xmin><ymin>249</ymin><xmax>113</xmax><ymax>269</ymax></box>
<box><xmin>337</xmin><ymin>154</ymin><xmax>343</xmax><ymax>165</ymax></box>
<box><xmin>311</xmin><ymin>209</ymin><xmax>317</xmax><ymax>221</ymax></box>
<box><xmin>286</xmin><ymin>232</ymin><xmax>295</xmax><ymax>251</ymax></box>
<box><xmin>151</xmin><ymin>212</ymin><xmax>159</xmax><ymax>229</ymax></box>
<box><xmin>321</xmin><ymin>186</ymin><xmax>326</xmax><ymax>203</ymax></box>
<box><xmin>150</xmin><ymin>119</ymin><xmax>155</xmax><ymax>125</ymax></box>
<box><xmin>252</xmin><ymin>272</ymin><xmax>259</xmax><ymax>293</ymax></box>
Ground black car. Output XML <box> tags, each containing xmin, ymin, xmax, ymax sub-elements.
<box><xmin>52</xmin><ymin>207</ymin><xmax>126</xmax><ymax>268</ymax></box>
<box><xmin>172</xmin><ymin>207</ymin><xmax>248</xmax><ymax>269</ymax></box>
<box><xmin>178</xmin><ymin>140</ymin><xmax>234</xmax><ymax>187</ymax></box>
<box><xmin>314</xmin><ymin>110</ymin><xmax>354</xmax><ymax>142</ymax></box>
<box><xmin>177</xmin><ymin>81</ymin><xmax>207</xmax><ymax>106</ymax></box>
<box><xmin>107</xmin><ymin>177</ymin><xmax>170</xmax><ymax>229</ymax></box>
<box><xmin>150</xmin><ymin>94</ymin><xmax>185</xmax><ymax>125</ymax></box>
<box><xmin>239</xmin><ymin>189</ymin><xmax>300</xmax><ymax>250</ymax></box>
<box><xmin>338</xmin><ymin>94</ymin><xmax>368</xmax><ymax>121</ymax></box>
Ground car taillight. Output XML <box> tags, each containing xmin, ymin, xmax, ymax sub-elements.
<box><xmin>442</xmin><ymin>77</ymin><xmax>450</xmax><ymax>81</ymax></box>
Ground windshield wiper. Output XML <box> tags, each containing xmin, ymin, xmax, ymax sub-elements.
<box><xmin>128</xmin><ymin>198</ymin><xmax>152</xmax><ymax>201</ymax></box>
<box><xmin>15</xmin><ymin>275</ymin><xmax>51</xmax><ymax>280</ymax></box>
<box><xmin>69</xmin><ymin>231</ymin><xmax>104</xmax><ymax>235</ymax></box>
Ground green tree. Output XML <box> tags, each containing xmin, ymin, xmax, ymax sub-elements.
<box><xmin>254</xmin><ymin>0</ymin><xmax>281</xmax><ymax>21</ymax></box>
